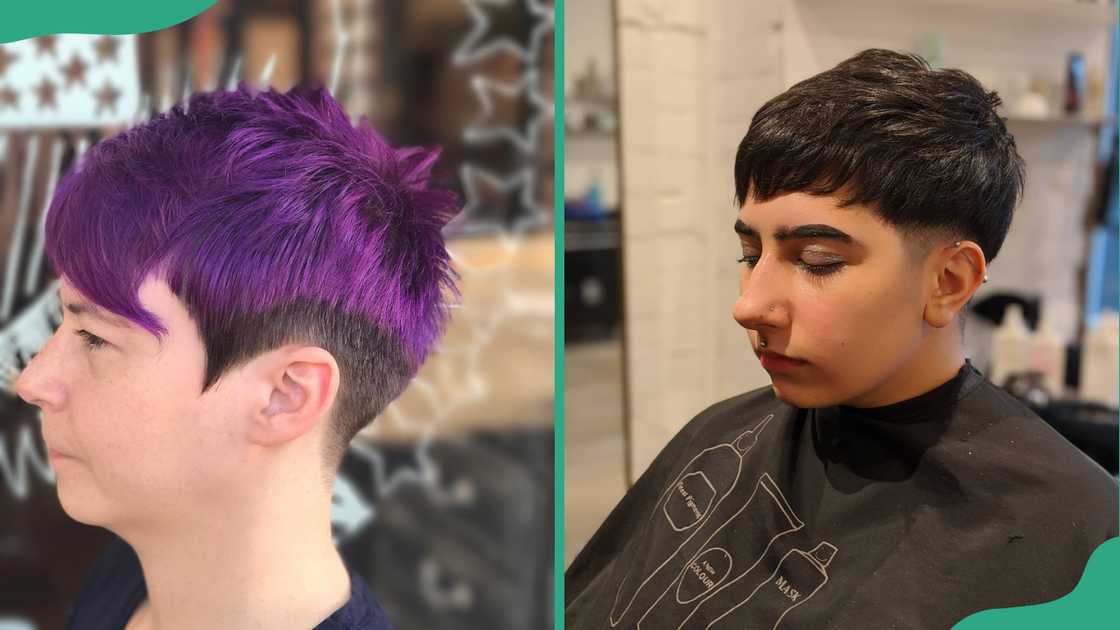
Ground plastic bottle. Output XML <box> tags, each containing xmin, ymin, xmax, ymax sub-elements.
<box><xmin>1066</xmin><ymin>52</ymin><xmax>1086</xmax><ymax>114</ymax></box>
<box><xmin>1029</xmin><ymin>309</ymin><xmax>1067</xmax><ymax>398</ymax></box>
<box><xmin>990</xmin><ymin>304</ymin><xmax>1031</xmax><ymax>388</ymax></box>
<box><xmin>1079</xmin><ymin>311</ymin><xmax>1119</xmax><ymax>408</ymax></box>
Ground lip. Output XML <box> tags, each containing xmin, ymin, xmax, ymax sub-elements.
<box><xmin>756</xmin><ymin>350</ymin><xmax>808</xmax><ymax>374</ymax></box>
<box><xmin>47</xmin><ymin>447</ymin><xmax>76</xmax><ymax>461</ymax></box>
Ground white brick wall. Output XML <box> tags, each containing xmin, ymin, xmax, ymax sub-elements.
<box><xmin>618</xmin><ymin>0</ymin><xmax>777</xmax><ymax>480</ymax></box>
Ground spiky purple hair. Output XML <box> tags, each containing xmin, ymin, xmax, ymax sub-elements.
<box><xmin>45</xmin><ymin>83</ymin><xmax>460</xmax><ymax>460</ymax></box>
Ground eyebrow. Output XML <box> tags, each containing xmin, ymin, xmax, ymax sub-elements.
<box><xmin>58</xmin><ymin>292</ymin><xmax>131</xmax><ymax>329</ymax></box>
<box><xmin>734</xmin><ymin>220</ymin><xmax>859</xmax><ymax>246</ymax></box>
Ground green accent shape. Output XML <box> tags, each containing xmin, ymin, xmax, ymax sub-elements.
<box><xmin>1</xmin><ymin>1</ymin><xmax>216</xmax><ymax>43</ymax></box>
<box><xmin>953</xmin><ymin>537</ymin><xmax>1120</xmax><ymax>628</ymax></box>
<box><xmin>553</xmin><ymin>2</ymin><xmax>565</xmax><ymax>630</ymax></box>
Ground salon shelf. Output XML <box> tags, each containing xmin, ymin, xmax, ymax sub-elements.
<box><xmin>796</xmin><ymin>0</ymin><xmax>1117</xmax><ymax>26</ymax></box>
<box><xmin>1005</xmin><ymin>114</ymin><xmax>1116</xmax><ymax>126</ymax></box>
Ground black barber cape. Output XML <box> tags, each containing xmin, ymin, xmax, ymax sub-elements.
<box><xmin>66</xmin><ymin>534</ymin><xmax>395</xmax><ymax>629</ymax></box>
<box><xmin>566</xmin><ymin>360</ymin><xmax>1118</xmax><ymax>629</ymax></box>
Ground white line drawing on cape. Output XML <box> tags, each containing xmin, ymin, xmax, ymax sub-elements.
<box><xmin>664</xmin><ymin>471</ymin><xmax>717</xmax><ymax>532</ymax></box>
<box><xmin>692</xmin><ymin>541</ymin><xmax>838</xmax><ymax>630</ymax></box>
<box><xmin>635</xmin><ymin>473</ymin><xmax>804</xmax><ymax>630</ymax></box>
<box><xmin>608</xmin><ymin>413</ymin><xmax>775</xmax><ymax>626</ymax></box>
<box><xmin>674</xmin><ymin>546</ymin><xmax>732</xmax><ymax>604</ymax></box>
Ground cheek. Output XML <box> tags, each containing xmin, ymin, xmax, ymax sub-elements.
<box><xmin>795</xmin><ymin>279</ymin><xmax>916</xmax><ymax>357</ymax></box>
<box><xmin>71</xmin><ymin>361</ymin><xmax>210</xmax><ymax>489</ymax></box>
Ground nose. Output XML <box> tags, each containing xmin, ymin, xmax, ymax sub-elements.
<box><xmin>14</xmin><ymin>330</ymin><xmax>67</xmax><ymax>412</ymax></box>
<box><xmin>732</xmin><ymin>253</ymin><xmax>790</xmax><ymax>334</ymax></box>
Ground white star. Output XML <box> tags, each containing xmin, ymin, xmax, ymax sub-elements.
<box><xmin>451</xmin><ymin>164</ymin><xmax>549</xmax><ymax>237</ymax></box>
<box><xmin>464</xmin><ymin>70</ymin><xmax>553</xmax><ymax>153</ymax></box>
<box><xmin>453</xmin><ymin>0</ymin><xmax>553</xmax><ymax>66</ymax></box>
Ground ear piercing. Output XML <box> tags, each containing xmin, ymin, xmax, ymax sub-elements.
<box><xmin>954</xmin><ymin>241</ymin><xmax>990</xmax><ymax>284</ymax></box>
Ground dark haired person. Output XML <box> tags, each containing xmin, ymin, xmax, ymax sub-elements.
<box><xmin>15</xmin><ymin>84</ymin><xmax>459</xmax><ymax>629</ymax></box>
<box><xmin>566</xmin><ymin>49</ymin><xmax>1118</xmax><ymax>629</ymax></box>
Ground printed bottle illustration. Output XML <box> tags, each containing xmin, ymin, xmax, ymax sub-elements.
<box><xmin>635</xmin><ymin>474</ymin><xmax>804</xmax><ymax>630</ymax></box>
<box><xmin>686</xmin><ymin>541</ymin><xmax>838</xmax><ymax>630</ymax></box>
<box><xmin>609</xmin><ymin>414</ymin><xmax>775</xmax><ymax>626</ymax></box>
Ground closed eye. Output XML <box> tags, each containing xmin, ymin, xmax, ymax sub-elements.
<box><xmin>735</xmin><ymin>255</ymin><xmax>845</xmax><ymax>277</ymax></box>
<box><xmin>75</xmin><ymin>329</ymin><xmax>107</xmax><ymax>350</ymax></box>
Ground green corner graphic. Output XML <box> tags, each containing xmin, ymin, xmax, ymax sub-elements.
<box><xmin>954</xmin><ymin>536</ymin><xmax>1120</xmax><ymax>628</ymax></box>
<box><xmin>1</xmin><ymin>1</ymin><xmax>216</xmax><ymax>43</ymax></box>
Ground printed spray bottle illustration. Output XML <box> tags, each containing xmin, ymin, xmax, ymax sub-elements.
<box><xmin>635</xmin><ymin>473</ymin><xmax>809</xmax><ymax>630</ymax></box>
<box><xmin>609</xmin><ymin>413</ymin><xmax>775</xmax><ymax>626</ymax></box>
<box><xmin>686</xmin><ymin>541</ymin><xmax>838</xmax><ymax>630</ymax></box>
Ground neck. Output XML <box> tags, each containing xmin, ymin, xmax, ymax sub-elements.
<box><xmin>841</xmin><ymin>320</ymin><xmax>967</xmax><ymax>408</ymax></box>
<box><xmin>121</xmin><ymin>470</ymin><xmax>350</xmax><ymax>630</ymax></box>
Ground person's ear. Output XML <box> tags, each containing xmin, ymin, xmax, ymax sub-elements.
<box><xmin>925</xmin><ymin>241</ymin><xmax>987</xmax><ymax>328</ymax></box>
<box><xmin>247</xmin><ymin>346</ymin><xmax>340</xmax><ymax>448</ymax></box>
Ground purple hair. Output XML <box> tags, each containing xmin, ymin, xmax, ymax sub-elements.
<box><xmin>45</xmin><ymin>83</ymin><xmax>460</xmax><ymax>461</ymax></box>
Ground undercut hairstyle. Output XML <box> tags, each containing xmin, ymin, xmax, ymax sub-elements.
<box><xmin>45</xmin><ymin>83</ymin><xmax>460</xmax><ymax>473</ymax></box>
<box><xmin>734</xmin><ymin>48</ymin><xmax>1026</xmax><ymax>266</ymax></box>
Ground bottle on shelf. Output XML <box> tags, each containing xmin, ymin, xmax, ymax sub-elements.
<box><xmin>1079</xmin><ymin>311</ymin><xmax>1119</xmax><ymax>409</ymax></box>
<box><xmin>1029</xmin><ymin>308</ymin><xmax>1067</xmax><ymax>399</ymax></box>
<box><xmin>990</xmin><ymin>304</ymin><xmax>1031</xmax><ymax>388</ymax></box>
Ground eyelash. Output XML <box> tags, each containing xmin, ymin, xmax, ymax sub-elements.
<box><xmin>735</xmin><ymin>255</ymin><xmax>844</xmax><ymax>277</ymax></box>
<box><xmin>75</xmin><ymin>329</ymin><xmax>107</xmax><ymax>350</ymax></box>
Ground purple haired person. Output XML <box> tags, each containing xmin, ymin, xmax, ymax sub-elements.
<box><xmin>15</xmin><ymin>83</ymin><xmax>460</xmax><ymax>630</ymax></box>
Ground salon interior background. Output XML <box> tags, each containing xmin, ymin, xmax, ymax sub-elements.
<box><xmin>564</xmin><ymin>0</ymin><xmax>1118</xmax><ymax>565</ymax></box>
<box><xmin>0</xmin><ymin>1</ymin><xmax>554</xmax><ymax>629</ymax></box>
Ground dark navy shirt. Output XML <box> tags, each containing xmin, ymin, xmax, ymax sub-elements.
<box><xmin>65</xmin><ymin>535</ymin><xmax>394</xmax><ymax>629</ymax></box>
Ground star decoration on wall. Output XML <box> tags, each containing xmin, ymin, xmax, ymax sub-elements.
<box><xmin>94</xmin><ymin>79</ymin><xmax>121</xmax><ymax>114</ymax></box>
<box><xmin>464</xmin><ymin>70</ymin><xmax>552</xmax><ymax>153</ymax></box>
<box><xmin>453</xmin><ymin>0</ymin><xmax>553</xmax><ymax>66</ymax></box>
<box><xmin>60</xmin><ymin>53</ymin><xmax>88</xmax><ymax>89</ymax></box>
<box><xmin>0</xmin><ymin>85</ymin><xmax>18</xmax><ymax>111</ymax></box>
<box><xmin>453</xmin><ymin>164</ymin><xmax>548</xmax><ymax>235</ymax></box>
<box><xmin>33</xmin><ymin>36</ymin><xmax>58</xmax><ymax>58</ymax></box>
<box><xmin>0</xmin><ymin>35</ymin><xmax>141</xmax><ymax>127</ymax></box>
<box><xmin>0</xmin><ymin>47</ymin><xmax>17</xmax><ymax>79</ymax></box>
<box><xmin>33</xmin><ymin>77</ymin><xmax>57</xmax><ymax>110</ymax></box>
<box><xmin>93</xmin><ymin>35</ymin><xmax>120</xmax><ymax>63</ymax></box>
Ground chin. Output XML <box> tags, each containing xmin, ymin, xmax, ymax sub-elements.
<box><xmin>770</xmin><ymin>380</ymin><xmax>841</xmax><ymax>409</ymax></box>
<box><xmin>55</xmin><ymin>479</ymin><xmax>114</xmax><ymax>527</ymax></box>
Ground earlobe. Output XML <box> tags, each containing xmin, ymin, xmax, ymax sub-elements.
<box><xmin>924</xmin><ymin>293</ymin><xmax>956</xmax><ymax>328</ymax></box>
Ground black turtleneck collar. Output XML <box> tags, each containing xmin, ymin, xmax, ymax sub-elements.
<box><xmin>808</xmin><ymin>359</ymin><xmax>987</xmax><ymax>486</ymax></box>
<box><xmin>832</xmin><ymin>358</ymin><xmax>985</xmax><ymax>424</ymax></box>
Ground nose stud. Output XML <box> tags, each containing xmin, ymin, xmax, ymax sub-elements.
<box><xmin>759</xmin><ymin>305</ymin><xmax>776</xmax><ymax>347</ymax></box>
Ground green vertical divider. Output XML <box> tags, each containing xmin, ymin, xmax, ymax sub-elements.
<box><xmin>554</xmin><ymin>1</ymin><xmax>566</xmax><ymax>628</ymax></box>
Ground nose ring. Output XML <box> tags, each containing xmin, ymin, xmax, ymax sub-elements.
<box><xmin>759</xmin><ymin>305</ymin><xmax>776</xmax><ymax>347</ymax></box>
